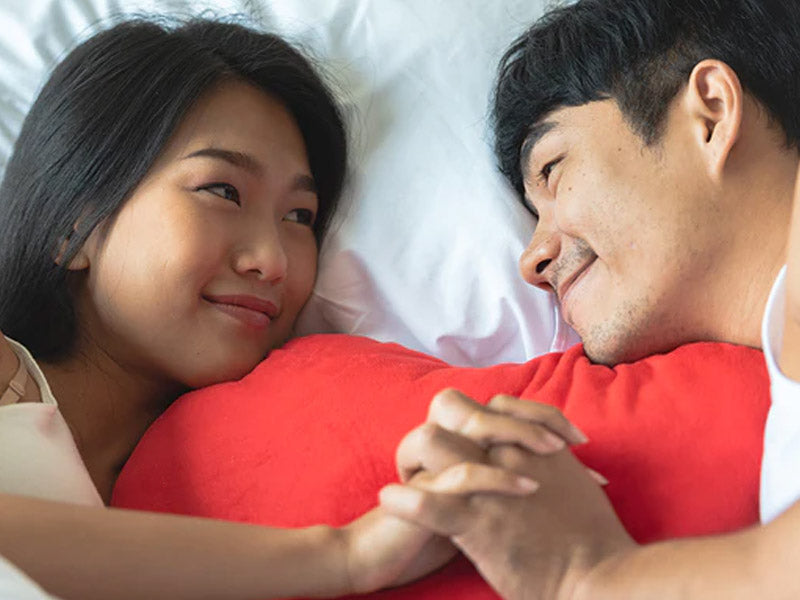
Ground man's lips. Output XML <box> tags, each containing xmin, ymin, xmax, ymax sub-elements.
<box><xmin>203</xmin><ymin>294</ymin><xmax>280</xmax><ymax>329</ymax></box>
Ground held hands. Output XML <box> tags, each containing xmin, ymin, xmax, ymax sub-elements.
<box><xmin>340</xmin><ymin>415</ymin><xmax>544</xmax><ymax>594</ymax></box>
<box><xmin>380</xmin><ymin>389</ymin><xmax>635</xmax><ymax>600</ymax></box>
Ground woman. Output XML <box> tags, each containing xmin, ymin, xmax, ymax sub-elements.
<box><xmin>0</xmin><ymin>18</ymin><xmax>540</xmax><ymax>599</ymax></box>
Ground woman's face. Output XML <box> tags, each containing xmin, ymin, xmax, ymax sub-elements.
<box><xmin>73</xmin><ymin>81</ymin><xmax>320</xmax><ymax>388</ymax></box>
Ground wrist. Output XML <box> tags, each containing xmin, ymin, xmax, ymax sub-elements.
<box><xmin>568</xmin><ymin>546</ymin><xmax>636</xmax><ymax>600</ymax></box>
<box><xmin>296</xmin><ymin>524</ymin><xmax>353</xmax><ymax>598</ymax></box>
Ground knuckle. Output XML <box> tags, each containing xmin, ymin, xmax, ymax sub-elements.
<box><xmin>449</xmin><ymin>462</ymin><xmax>478</xmax><ymax>487</ymax></box>
<box><xmin>416</xmin><ymin>422</ymin><xmax>442</xmax><ymax>446</ymax></box>
<box><xmin>461</xmin><ymin>409</ymin><xmax>488</xmax><ymax>436</ymax></box>
<box><xmin>432</xmin><ymin>387</ymin><xmax>461</xmax><ymax>406</ymax></box>
<box><xmin>488</xmin><ymin>394</ymin><xmax>516</xmax><ymax>411</ymax></box>
<box><xmin>412</xmin><ymin>490</ymin><xmax>442</xmax><ymax>518</ymax></box>
<box><xmin>488</xmin><ymin>445</ymin><xmax>529</xmax><ymax>470</ymax></box>
<box><xmin>429</xmin><ymin>388</ymin><xmax>461</xmax><ymax>417</ymax></box>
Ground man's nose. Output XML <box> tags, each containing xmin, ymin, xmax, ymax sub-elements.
<box><xmin>232</xmin><ymin>226</ymin><xmax>288</xmax><ymax>284</ymax></box>
<box><xmin>519</xmin><ymin>221</ymin><xmax>561</xmax><ymax>293</ymax></box>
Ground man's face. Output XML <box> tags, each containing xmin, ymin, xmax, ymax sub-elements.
<box><xmin>519</xmin><ymin>99</ymin><xmax>725</xmax><ymax>365</ymax></box>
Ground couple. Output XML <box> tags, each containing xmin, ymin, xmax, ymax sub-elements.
<box><xmin>0</xmin><ymin>0</ymin><xmax>798</xmax><ymax>599</ymax></box>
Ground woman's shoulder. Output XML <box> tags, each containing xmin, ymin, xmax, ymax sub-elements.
<box><xmin>0</xmin><ymin>334</ymin><xmax>46</xmax><ymax>406</ymax></box>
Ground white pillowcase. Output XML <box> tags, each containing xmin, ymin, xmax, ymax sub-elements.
<box><xmin>0</xmin><ymin>0</ymin><xmax>577</xmax><ymax>366</ymax></box>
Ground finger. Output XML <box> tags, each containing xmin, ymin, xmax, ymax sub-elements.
<box><xmin>487</xmin><ymin>445</ymin><xmax>609</xmax><ymax>487</ymax></box>
<box><xmin>459</xmin><ymin>409</ymin><xmax>570</xmax><ymax>454</ymax></box>
<box><xmin>379</xmin><ymin>484</ymin><xmax>477</xmax><ymax>537</ymax></box>
<box><xmin>396</xmin><ymin>422</ymin><xmax>487</xmax><ymax>482</ymax></box>
<box><xmin>426</xmin><ymin>388</ymin><xmax>484</xmax><ymax>430</ymax></box>
<box><xmin>586</xmin><ymin>468</ymin><xmax>610</xmax><ymax>486</ymax></box>
<box><xmin>409</xmin><ymin>462</ymin><xmax>539</xmax><ymax>496</ymax></box>
<box><xmin>428</xmin><ymin>389</ymin><xmax>576</xmax><ymax>454</ymax></box>
<box><xmin>487</xmin><ymin>395</ymin><xmax>588</xmax><ymax>445</ymax></box>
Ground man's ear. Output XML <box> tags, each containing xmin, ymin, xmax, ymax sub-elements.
<box><xmin>683</xmin><ymin>59</ymin><xmax>744</xmax><ymax>179</ymax></box>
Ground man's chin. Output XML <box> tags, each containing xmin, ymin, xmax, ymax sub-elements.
<box><xmin>581</xmin><ymin>332</ymin><xmax>674</xmax><ymax>367</ymax></box>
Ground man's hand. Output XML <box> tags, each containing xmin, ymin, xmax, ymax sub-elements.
<box><xmin>395</xmin><ymin>388</ymin><xmax>589</xmax><ymax>482</ymax></box>
<box><xmin>381</xmin><ymin>389</ymin><xmax>632</xmax><ymax>600</ymax></box>
<box><xmin>782</xmin><ymin>163</ymin><xmax>800</xmax><ymax>380</ymax></box>
<box><xmin>342</xmin><ymin>460</ymin><xmax>539</xmax><ymax>594</ymax></box>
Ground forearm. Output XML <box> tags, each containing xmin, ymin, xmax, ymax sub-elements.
<box><xmin>0</xmin><ymin>493</ymin><xmax>350</xmax><ymax>600</ymax></box>
<box><xmin>574</xmin><ymin>500</ymin><xmax>800</xmax><ymax>600</ymax></box>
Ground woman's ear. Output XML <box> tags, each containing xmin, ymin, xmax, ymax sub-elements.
<box><xmin>54</xmin><ymin>226</ymin><xmax>98</xmax><ymax>271</ymax></box>
<box><xmin>682</xmin><ymin>59</ymin><xmax>744</xmax><ymax>180</ymax></box>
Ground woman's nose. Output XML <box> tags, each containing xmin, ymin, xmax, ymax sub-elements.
<box><xmin>232</xmin><ymin>227</ymin><xmax>288</xmax><ymax>284</ymax></box>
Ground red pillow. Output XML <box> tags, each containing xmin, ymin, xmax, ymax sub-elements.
<box><xmin>113</xmin><ymin>334</ymin><xmax>769</xmax><ymax>599</ymax></box>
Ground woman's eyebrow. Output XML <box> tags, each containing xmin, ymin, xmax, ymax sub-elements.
<box><xmin>182</xmin><ymin>147</ymin><xmax>263</xmax><ymax>175</ymax></box>
<box><xmin>182</xmin><ymin>147</ymin><xmax>317</xmax><ymax>193</ymax></box>
<box><xmin>292</xmin><ymin>174</ymin><xmax>317</xmax><ymax>194</ymax></box>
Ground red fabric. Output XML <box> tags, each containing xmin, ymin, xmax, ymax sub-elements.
<box><xmin>113</xmin><ymin>334</ymin><xmax>769</xmax><ymax>599</ymax></box>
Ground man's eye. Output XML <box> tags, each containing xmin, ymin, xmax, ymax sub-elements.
<box><xmin>199</xmin><ymin>183</ymin><xmax>240</xmax><ymax>205</ymax></box>
<box><xmin>285</xmin><ymin>208</ymin><xmax>315</xmax><ymax>226</ymax></box>
<box><xmin>537</xmin><ymin>157</ymin><xmax>563</xmax><ymax>185</ymax></box>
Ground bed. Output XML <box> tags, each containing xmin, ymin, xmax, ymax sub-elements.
<box><xmin>0</xmin><ymin>1</ymin><xmax>771</xmax><ymax>599</ymax></box>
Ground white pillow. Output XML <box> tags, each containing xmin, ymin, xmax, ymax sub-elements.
<box><xmin>0</xmin><ymin>0</ymin><xmax>577</xmax><ymax>366</ymax></box>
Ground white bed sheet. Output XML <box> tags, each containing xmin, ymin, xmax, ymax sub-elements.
<box><xmin>0</xmin><ymin>0</ymin><xmax>578</xmax><ymax>367</ymax></box>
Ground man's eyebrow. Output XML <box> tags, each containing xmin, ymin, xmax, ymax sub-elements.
<box><xmin>182</xmin><ymin>147</ymin><xmax>317</xmax><ymax>193</ymax></box>
<box><xmin>519</xmin><ymin>120</ymin><xmax>559</xmax><ymax>175</ymax></box>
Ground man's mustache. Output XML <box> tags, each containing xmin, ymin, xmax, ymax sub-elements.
<box><xmin>549</xmin><ymin>238</ymin><xmax>596</xmax><ymax>302</ymax></box>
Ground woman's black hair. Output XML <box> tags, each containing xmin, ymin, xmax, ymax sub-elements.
<box><xmin>0</xmin><ymin>17</ymin><xmax>347</xmax><ymax>360</ymax></box>
<box><xmin>494</xmin><ymin>0</ymin><xmax>800</xmax><ymax>198</ymax></box>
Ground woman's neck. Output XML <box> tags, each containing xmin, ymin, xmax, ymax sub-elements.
<box><xmin>40</xmin><ymin>344</ymin><xmax>183</xmax><ymax>504</ymax></box>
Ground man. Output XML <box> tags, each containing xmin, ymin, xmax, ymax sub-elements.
<box><xmin>380</xmin><ymin>1</ymin><xmax>800</xmax><ymax>597</ymax></box>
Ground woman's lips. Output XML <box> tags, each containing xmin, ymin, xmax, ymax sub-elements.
<box><xmin>203</xmin><ymin>295</ymin><xmax>279</xmax><ymax>330</ymax></box>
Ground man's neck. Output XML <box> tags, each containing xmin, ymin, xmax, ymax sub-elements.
<box><xmin>697</xmin><ymin>175</ymin><xmax>795</xmax><ymax>349</ymax></box>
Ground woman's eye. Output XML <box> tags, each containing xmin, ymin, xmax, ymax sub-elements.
<box><xmin>285</xmin><ymin>208</ymin><xmax>315</xmax><ymax>226</ymax></box>
<box><xmin>199</xmin><ymin>183</ymin><xmax>240</xmax><ymax>205</ymax></box>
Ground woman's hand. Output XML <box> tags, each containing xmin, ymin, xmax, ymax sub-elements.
<box><xmin>341</xmin><ymin>461</ymin><xmax>540</xmax><ymax>594</ymax></box>
<box><xmin>782</xmin><ymin>163</ymin><xmax>800</xmax><ymax>381</ymax></box>
<box><xmin>341</xmin><ymin>388</ymin><xmax>596</xmax><ymax>594</ymax></box>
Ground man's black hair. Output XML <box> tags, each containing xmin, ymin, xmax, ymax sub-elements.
<box><xmin>494</xmin><ymin>0</ymin><xmax>800</xmax><ymax>197</ymax></box>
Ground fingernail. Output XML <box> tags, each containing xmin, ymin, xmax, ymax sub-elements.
<box><xmin>570</xmin><ymin>425</ymin><xmax>589</xmax><ymax>445</ymax></box>
<box><xmin>517</xmin><ymin>477</ymin><xmax>540</xmax><ymax>492</ymax></box>
<box><xmin>587</xmin><ymin>469</ymin><xmax>609</xmax><ymax>486</ymax></box>
<box><xmin>543</xmin><ymin>431</ymin><xmax>566</xmax><ymax>451</ymax></box>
